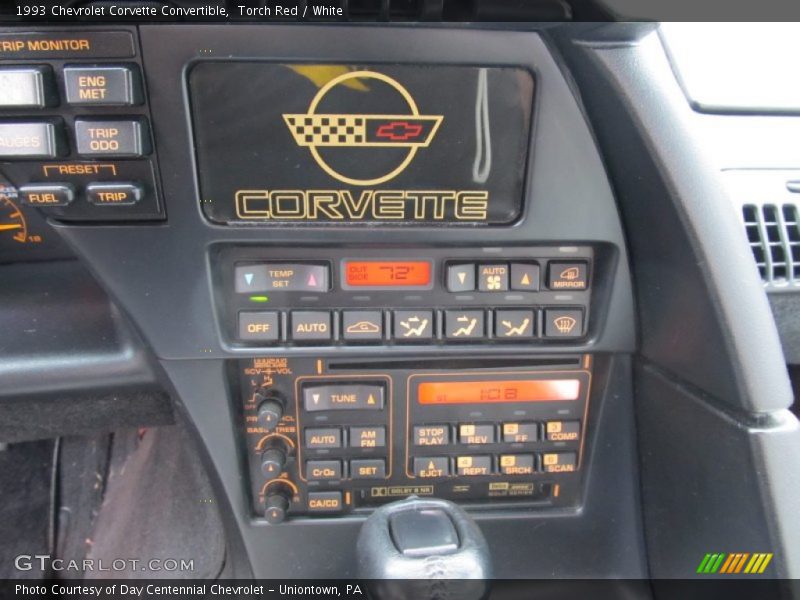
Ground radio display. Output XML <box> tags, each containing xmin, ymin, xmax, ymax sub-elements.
<box><xmin>189</xmin><ymin>63</ymin><xmax>533</xmax><ymax>225</ymax></box>
<box><xmin>418</xmin><ymin>379</ymin><xmax>581</xmax><ymax>404</ymax></box>
<box><xmin>344</xmin><ymin>260</ymin><xmax>431</xmax><ymax>287</ymax></box>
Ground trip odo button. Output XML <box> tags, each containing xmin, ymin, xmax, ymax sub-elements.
<box><xmin>75</xmin><ymin>118</ymin><xmax>151</xmax><ymax>157</ymax></box>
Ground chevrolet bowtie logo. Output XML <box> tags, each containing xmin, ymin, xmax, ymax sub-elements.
<box><xmin>283</xmin><ymin>70</ymin><xmax>443</xmax><ymax>185</ymax></box>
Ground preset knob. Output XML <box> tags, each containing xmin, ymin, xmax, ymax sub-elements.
<box><xmin>264</xmin><ymin>492</ymin><xmax>291</xmax><ymax>525</ymax></box>
<box><xmin>256</xmin><ymin>390</ymin><xmax>285</xmax><ymax>431</ymax></box>
<box><xmin>260</xmin><ymin>447</ymin><xmax>287</xmax><ymax>481</ymax></box>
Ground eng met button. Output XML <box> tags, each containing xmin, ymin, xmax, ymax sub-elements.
<box><xmin>64</xmin><ymin>64</ymin><xmax>143</xmax><ymax>106</ymax></box>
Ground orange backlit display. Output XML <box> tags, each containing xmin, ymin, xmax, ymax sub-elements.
<box><xmin>344</xmin><ymin>261</ymin><xmax>431</xmax><ymax>287</ymax></box>
<box><xmin>418</xmin><ymin>379</ymin><xmax>581</xmax><ymax>404</ymax></box>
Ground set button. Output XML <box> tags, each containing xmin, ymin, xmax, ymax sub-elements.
<box><xmin>351</xmin><ymin>459</ymin><xmax>386</xmax><ymax>479</ymax></box>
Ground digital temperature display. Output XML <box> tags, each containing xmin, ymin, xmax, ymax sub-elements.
<box><xmin>418</xmin><ymin>379</ymin><xmax>581</xmax><ymax>404</ymax></box>
<box><xmin>344</xmin><ymin>261</ymin><xmax>432</xmax><ymax>288</ymax></box>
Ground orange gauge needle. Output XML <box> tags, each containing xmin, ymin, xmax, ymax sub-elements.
<box><xmin>0</xmin><ymin>224</ymin><xmax>22</xmax><ymax>231</ymax></box>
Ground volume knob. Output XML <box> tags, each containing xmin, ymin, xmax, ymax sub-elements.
<box><xmin>256</xmin><ymin>391</ymin><xmax>285</xmax><ymax>432</ymax></box>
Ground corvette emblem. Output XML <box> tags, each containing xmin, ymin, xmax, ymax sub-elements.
<box><xmin>283</xmin><ymin>70</ymin><xmax>443</xmax><ymax>186</ymax></box>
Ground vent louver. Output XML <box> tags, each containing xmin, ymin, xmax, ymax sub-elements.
<box><xmin>742</xmin><ymin>203</ymin><xmax>800</xmax><ymax>285</ymax></box>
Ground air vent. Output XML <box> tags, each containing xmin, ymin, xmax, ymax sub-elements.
<box><xmin>742</xmin><ymin>203</ymin><xmax>800</xmax><ymax>285</ymax></box>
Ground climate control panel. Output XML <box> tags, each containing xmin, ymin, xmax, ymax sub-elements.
<box><xmin>239</xmin><ymin>354</ymin><xmax>593</xmax><ymax>523</ymax></box>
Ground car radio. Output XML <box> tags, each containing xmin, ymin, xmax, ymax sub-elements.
<box><xmin>238</xmin><ymin>354</ymin><xmax>593</xmax><ymax>523</ymax></box>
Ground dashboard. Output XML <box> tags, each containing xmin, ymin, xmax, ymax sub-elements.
<box><xmin>0</xmin><ymin>19</ymin><xmax>798</xmax><ymax>585</ymax></box>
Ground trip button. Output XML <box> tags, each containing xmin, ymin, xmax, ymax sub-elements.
<box><xmin>351</xmin><ymin>459</ymin><xmax>386</xmax><ymax>480</ymax></box>
<box><xmin>413</xmin><ymin>425</ymin><xmax>449</xmax><ymax>446</ymax></box>
<box><xmin>393</xmin><ymin>310</ymin><xmax>434</xmax><ymax>341</ymax></box>
<box><xmin>447</xmin><ymin>263</ymin><xmax>476</xmax><ymax>292</ymax></box>
<box><xmin>290</xmin><ymin>311</ymin><xmax>332</xmax><ymax>342</ymax></box>
<box><xmin>0</xmin><ymin>66</ymin><xmax>56</xmax><ymax>108</ymax></box>
<box><xmin>306</xmin><ymin>460</ymin><xmax>342</xmax><ymax>481</ymax></box>
<box><xmin>303</xmin><ymin>384</ymin><xmax>384</xmax><ymax>412</ymax></box>
<box><xmin>0</xmin><ymin>121</ymin><xmax>63</xmax><ymax>158</ymax></box>
<box><xmin>548</xmin><ymin>262</ymin><xmax>588</xmax><ymax>290</ymax></box>
<box><xmin>342</xmin><ymin>310</ymin><xmax>383</xmax><ymax>342</ymax></box>
<box><xmin>458</xmin><ymin>424</ymin><xmax>495</xmax><ymax>445</ymax></box>
<box><xmin>86</xmin><ymin>182</ymin><xmax>142</xmax><ymax>206</ymax></box>
<box><xmin>478</xmin><ymin>263</ymin><xmax>509</xmax><ymax>292</ymax></box>
<box><xmin>495</xmin><ymin>309</ymin><xmax>535</xmax><ymax>339</ymax></box>
<box><xmin>456</xmin><ymin>456</ymin><xmax>492</xmax><ymax>476</ymax></box>
<box><xmin>413</xmin><ymin>457</ymin><xmax>449</xmax><ymax>478</ymax></box>
<box><xmin>75</xmin><ymin>118</ymin><xmax>151</xmax><ymax>157</ymax></box>
<box><xmin>542</xmin><ymin>452</ymin><xmax>577</xmax><ymax>473</ymax></box>
<box><xmin>349</xmin><ymin>426</ymin><xmax>386</xmax><ymax>448</ymax></box>
<box><xmin>64</xmin><ymin>65</ymin><xmax>143</xmax><ymax>106</ymax></box>
<box><xmin>307</xmin><ymin>491</ymin><xmax>342</xmax><ymax>513</ymax></box>
<box><xmin>445</xmin><ymin>310</ymin><xmax>484</xmax><ymax>340</ymax></box>
<box><xmin>544</xmin><ymin>309</ymin><xmax>584</xmax><ymax>338</ymax></box>
<box><xmin>545</xmin><ymin>420</ymin><xmax>581</xmax><ymax>442</ymax></box>
<box><xmin>304</xmin><ymin>428</ymin><xmax>341</xmax><ymax>449</ymax></box>
<box><xmin>238</xmin><ymin>311</ymin><xmax>280</xmax><ymax>342</ymax></box>
<box><xmin>18</xmin><ymin>183</ymin><xmax>74</xmax><ymax>207</ymax></box>
<box><xmin>499</xmin><ymin>454</ymin><xmax>535</xmax><ymax>475</ymax></box>
<box><xmin>502</xmin><ymin>422</ymin><xmax>538</xmax><ymax>443</ymax></box>
<box><xmin>510</xmin><ymin>263</ymin><xmax>540</xmax><ymax>291</ymax></box>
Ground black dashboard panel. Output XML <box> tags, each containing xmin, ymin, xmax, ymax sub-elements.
<box><xmin>0</xmin><ymin>24</ymin><xmax>645</xmax><ymax>578</ymax></box>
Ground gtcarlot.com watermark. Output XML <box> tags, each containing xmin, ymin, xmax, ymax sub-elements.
<box><xmin>14</xmin><ymin>554</ymin><xmax>195</xmax><ymax>573</ymax></box>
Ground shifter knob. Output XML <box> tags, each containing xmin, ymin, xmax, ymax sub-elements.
<box><xmin>357</xmin><ymin>496</ymin><xmax>491</xmax><ymax>600</ymax></box>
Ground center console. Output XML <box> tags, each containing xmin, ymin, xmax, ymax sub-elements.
<box><xmin>0</xmin><ymin>24</ymin><xmax>641</xmax><ymax>576</ymax></box>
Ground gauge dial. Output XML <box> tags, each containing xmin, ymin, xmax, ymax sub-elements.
<box><xmin>0</xmin><ymin>193</ymin><xmax>28</xmax><ymax>244</ymax></box>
